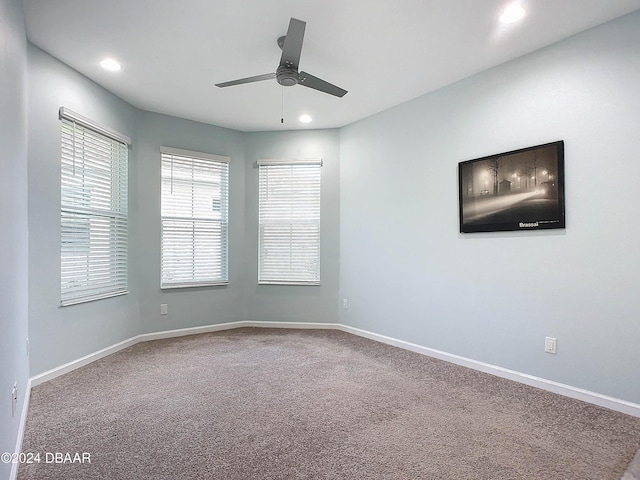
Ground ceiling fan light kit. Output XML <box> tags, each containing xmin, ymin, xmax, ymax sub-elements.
<box><xmin>216</xmin><ymin>17</ymin><xmax>347</xmax><ymax>98</ymax></box>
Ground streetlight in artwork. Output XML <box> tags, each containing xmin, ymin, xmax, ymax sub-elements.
<box><xmin>512</xmin><ymin>172</ymin><xmax>519</xmax><ymax>190</ymax></box>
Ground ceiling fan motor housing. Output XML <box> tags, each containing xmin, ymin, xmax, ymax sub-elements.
<box><xmin>276</xmin><ymin>65</ymin><xmax>299</xmax><ymax>87</ymax></box>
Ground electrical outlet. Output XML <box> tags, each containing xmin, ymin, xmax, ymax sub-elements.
<box><xmin>160</xmin><ymin>304</ymin><xmax>168</xmax><ymax>315</ymax></box>
<box><xmin>342</xmin><ymin>299</ymin><xmax>349</xmax><ymax>309</ymax></box>
<box><xmin>545</xmin><ymin>337</ymin><xmax>557</xmax><ymax>354</ymax></box>
<box><xmin>12</xmin><ymin>383</ymin><xmax>18</xmax><ymax>417</ymax></box>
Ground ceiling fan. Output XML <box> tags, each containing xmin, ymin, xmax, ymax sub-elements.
<box><xmin>215</xmin><ymin>18</ymin><xmax>347</xmax><ymax>98</ymax></box>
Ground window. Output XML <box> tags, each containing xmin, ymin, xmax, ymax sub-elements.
<box><xmin>161</xmin><ymin>147</ymin><xmax>229</xmax><ymax>288</ymax></box>
<box><xmin>258</xmin><ymin>159</ymin><xmax>321</xmax><ymax>285</ymax></box>
<box><xmin>60</xmin><ymin>108</ymin><xmax>130</xmax><ymax>306</ymax></box>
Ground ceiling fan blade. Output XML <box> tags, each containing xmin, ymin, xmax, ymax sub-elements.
<box><xmin>298</xmin><ymin>71</ymin><xmax>348</xmax><ymax>97</ymax></box>
<box><xmin>215</xmin><ymin>73</ymin><xmax>276</xmax><ymax>88</ymax></box>
<box><xmin>280</xmin><ymin>18</ymin><xmax>306</xmax><ymax>69</ymax></box>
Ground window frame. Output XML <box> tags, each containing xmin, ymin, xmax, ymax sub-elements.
<box><xmin>160</xmin><ymin>146</ymin><xmax>230</xmax><ymax>289</ymax></box>
<box><xmin>257</xmin><ymin>158</ymin><xmax>322</xmax><ymax>286</ymax></box>
<box><xmin>59</xmin><ymin>107</ymin><xmax>130</xmax><ymax>306</ymax></box>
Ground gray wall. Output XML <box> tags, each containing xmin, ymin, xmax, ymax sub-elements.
<box><xmin>243</xmin><ymin>130</ymin><xmax>341</xmax><ymax>324</ymax></box>
<box><xmin>27</xmin><ymin>45</ymin><xmax>140</xmax><ymax>375</ymax></box>
<box><xmin>339</xmin><ymin>11</ymin><xmax>640</xmax><ymax>404</ymax></box>
<box><xmin>0</xmin><ymin>0</ymin><xmax>29</xmax><ymax>477</ymax></box>
<box><xmin>134</xmin><ymin>111</ymin><xmax>247</xmax><ymax>334</ymax></box>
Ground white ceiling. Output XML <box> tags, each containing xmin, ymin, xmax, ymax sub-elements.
<box><xmin>22</xmin><ymin>0</ymin><xmax>640</xmax><ymax>132</ymax></box>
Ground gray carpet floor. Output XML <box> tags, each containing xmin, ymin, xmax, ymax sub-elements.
<box><xmin>18</xmin><ymin>328</ymin><xmax>640</xmax><ymax>479</ymax></box>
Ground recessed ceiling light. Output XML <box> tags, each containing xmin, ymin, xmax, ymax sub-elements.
<box><xmin>299</xmin><ymin>114</ymin><xmax>312</xmax><ymax>123</ymax></box>
<box><xmin>499</xmin><ymin>3</ymin><xmax>526</xmax><ymax>24</ymax></box>
<box><xmin>100</xmin><ymin>58</ymin><xmax>122</xmax><ymax>72</ymax></box>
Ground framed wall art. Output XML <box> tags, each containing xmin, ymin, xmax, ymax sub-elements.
<box><xmin>458</xmin><ymin>141</ymin><xmax>565</xmax><ymax>233</ymax></box>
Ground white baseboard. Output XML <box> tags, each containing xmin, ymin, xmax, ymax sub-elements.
<box><xmin>30</xmin><ymin>336</ymin><xmax>140</xmax><ymax>387</ymax></box>
<box><xmin>10</xmin><ymin>378</ymin><xmax>32</xmax><ymax>480</ymax></box>
<box><xmin>28</xmin><ymin>320</ymin><xmax>640</xmax><ymax>418</ymax></box>
<box><xmin>339</xmin><ymin>324</ymin><xmax>640</xmax><ymax>418</ymax></box>
<box><xmin>240</xmin><ymin>321</ymin><xmax>343</xmax><ymax>330</ymax></box>
<box><xmin>29</xmin><ymin>321</ymin><xmax>342</xmax><ymax>387</ymax></box>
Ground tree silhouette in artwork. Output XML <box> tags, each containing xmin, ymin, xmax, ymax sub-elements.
<box><xmin>461</xmin><ymin>167</ymin><xmax>474</xmax><ymax>198</ymax></box>
<box><xmin>484</xmin><ymin>157</ymin><xmax>506</xmax><ymax>195</ymax></box>
<box><xmin>528</xmin><ymin>150</ymin><xmax>544</xmax><ymax>188</ymax></box>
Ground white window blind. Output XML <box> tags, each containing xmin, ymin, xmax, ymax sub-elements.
<box><xmin>60</xmin><ymin>113</ymin><xmax>129</xmax><ymax>306</ymax></box>
<box><xmin>161</xmin><ymin>147</ymin><xmax>229</xmax><ymax>288</ymax></box>
<box><xmin>258</xmin><ymin>159</ymin><xmax>321</xmax><ymax>285</ymax></box>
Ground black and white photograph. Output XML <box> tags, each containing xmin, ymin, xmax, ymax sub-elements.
<box><xmin>458</xmin><ymin>141</ymin><xmax>565</xmax><ymax>233</ymax></box>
